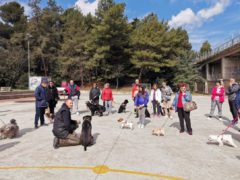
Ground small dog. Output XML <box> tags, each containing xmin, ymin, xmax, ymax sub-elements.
<box><xmin>208</xmin><ymin>135</ymin><xmax>237</xmax><ymax>148</ymax></box>
<box><xmin>152</xmin><ymin>128</ymin><xmax>165</xmax><ymax>136</ymax></box>
<box><xmin>86</xmin><ymin>101</ymin><xmax>106</xmax><ymax>116</ymax></box>
<box><xmin>118</xmin><ymin>100</ymin><xmax>129</xmax><ymax>113</ymax></box>
<box><xmin>117</xmin><ymin>118</ymin><xmax>124</xmax><ymax>122</ymax></box>
<box><xmin>121</xmin><ymin>120</ymin><xmax>134</xmax><ymax>130</ymax></box>
<box><xmin>0</xmin><ymin>119</ymin><xmax>19</xmax><ymax>139</ymax></box>
<box><xmin>80</xmin><ymin>115</ymin><xmax>94</xmax><ymax>151</ymax></box>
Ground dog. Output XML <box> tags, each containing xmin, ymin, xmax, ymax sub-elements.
<box><xmin>121</xmin><ymin>120</ymin><xmax>134</xmax><ymax>130</ymax></box>
<box><xmin>152</xmin><ymin>128</ymin><xmax>165</xmax><ymax>136</ymax></box>
<box><xmin>86</xmin><ymin>101</ymin><xmax>106</xmax><ymax>116</ymax></box>
<box><xmin>80</xmin><ymin>115</ymin><xmax>94</xmax><ymax>151</ymax></box>
<box><xmin>117</xmin><ymin>118</ymin><xmax>124</xmax><ymax>122</ymax></box>
<box><xmin>208</xmin><ymin>134</ymin><xmax>237</xmax><ymax>148</ymax></box>
<box><xmin>0</xmin><ymin>119</ymin><xmax>19</xmax><ymax>139</ymax></box>
<box><xmin>118</xmin><ymin>100</ymin><xmax>129</xmax><ymax>113</ymax></box>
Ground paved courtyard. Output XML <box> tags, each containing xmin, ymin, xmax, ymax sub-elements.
<box><xmin>0</xmin><ymin>93</ymin><xmax>239</xmax><ymax>180</ymax></box>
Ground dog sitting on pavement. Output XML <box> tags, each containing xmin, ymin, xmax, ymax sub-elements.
<box><xmin>118</xmin><ymin>100</ymin><xmax>129</xmax><ymax>113</ymax></box>
<box><xmin>80</xmin><ymin>115</ymin><xmax>94</xmax><ymax>151</ymax></box>
<box><xmin>152</xmin><ymin>128</ymin><xmax>165</xmax><ymax>136</ymax></box>
<box><xmin>0</xmin><ymin>119</ymin><xmax>19</xmax><ymax>139</ymax></box>
<box><xmin>208</xmin><ymin>134</ymin><xmax>237</xmax><ymax>148</ymax></box>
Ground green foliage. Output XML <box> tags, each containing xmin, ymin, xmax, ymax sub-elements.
<box><xmin>200</xmin><ymin>40</ymin><xmax>212</xmax><ymax>55</ymax></box>
<box><xmin>0</xmin><ymin>0</ymin><xmax>198</xmax><ymax>89</ymax></box>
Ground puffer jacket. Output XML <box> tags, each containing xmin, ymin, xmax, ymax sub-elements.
<box><xmin>52</xmin><ymin>103</ymin><xmax>78</xmax><ymax>139</ymax></box>
<box><xmin>226</xmin><ymin>83</ymin><xmax>240</xmax><ymax>101</ymax></box>
<box><xmin>89</xmin><ymin>87</ymin><xmax>101</xmax><ymax>100</ymax></box>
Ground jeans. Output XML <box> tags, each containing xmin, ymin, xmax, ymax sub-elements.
<box><xmin>152</xmin><ymin>100</ymin><xmax>161</xmax><ymax>115</ymax></box>
<box><xmin>35</xmin><ymin>106</ymin><xmax>46</xmax><ymax>126</ymax></box>
<box><xmin>71</xmin><ymin>96</ymin><xmax>79</xmax><ymax>113</ymax></box>
<box><xmin>210</xmin><ymin>100</ymin><xmax>222</xmax><ymax>117</ymax></box>
<box><xmin>103</xmin><ymin>101</ymin><xmax>112</xmax><ymax>114</ymax></box>
<box><xmin>139</xmin><ymin>107</ymin><xmax>146</xmax><ymax>125</ymax></box>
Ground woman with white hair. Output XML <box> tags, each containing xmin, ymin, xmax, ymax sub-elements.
<box><xmin>101</xmin><ymin>83</ymin><xmax>113</xmax><ymax>115</ymax></box>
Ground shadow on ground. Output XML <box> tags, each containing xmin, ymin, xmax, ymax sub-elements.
<box><xmin>18</xmin><ymin>128</ymin><xmax>36</xmax><ymax>137</ymax></box>
<box><xmin>0</xmin><ymin>141</ymin><xmax>20</xmax><ymax>152</ymax></box>
<box><xmin>170</xmin><ymin>122</ymin><xmax>180</xmax><ymax>130</ymax></box>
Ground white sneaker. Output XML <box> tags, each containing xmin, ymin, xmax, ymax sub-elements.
<box><xmin>170</xmin><ymin>116</ymin><xmax>173</xmax><ymax>119</ymax></box>
<box><xmin>140</xmin><ymin>124</ymin><xmax>144</xmax><ymax>128</ymax></box>
<box><xmin>138</xmin><ymin>124</ymin><xmax>141</xmax><ymax>128</ymax></box>
<box><xmin>219</xmin><ymin>117</ymin><xmax>222</xmax><ymax>121</ymax></box>
<box><xmin>207</xmin><ymin>117</ymin><xmax>212</xmax><ymax>120</ymax></box>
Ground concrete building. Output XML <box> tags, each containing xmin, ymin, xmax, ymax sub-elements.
<box><xmin>195</xmin><ymin>35</ymin><xmax>240</xmax><ymax>93</ymax></box>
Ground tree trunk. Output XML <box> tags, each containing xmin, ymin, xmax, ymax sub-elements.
<box><xmin>116</xmin><ymin>77</ymin><xmax>119</xmax><ymax>90</ymax></box>
<box><xmin>80</xmin><ymin>65</ymin><xmax>84</xmax><ymax>88</ymax></box>
<box><xmin>138</xmin><ymin>68</ymin><xmax>143</xmax><ymax>81</ymax></box>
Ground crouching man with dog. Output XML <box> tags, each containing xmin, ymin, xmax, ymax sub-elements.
<box><xmin>52</xmin><ymin>99</ymin><xmax>81</xmax><ymax>149</ymax></box>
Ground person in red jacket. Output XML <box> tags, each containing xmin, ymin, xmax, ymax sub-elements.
<box><xmin>101</xmin><ymin>83</ymin><xmax>113</xmax><ymax>115</ymax></box>
<box><xmin>207</xmin><ymin>80</ymin><xmax>225</xmax><ymax>121</ymax></box>
<box><xmin>132</xmin><ymin>79</ymin><xmax>140</xmax><ymax>100</ymax></box>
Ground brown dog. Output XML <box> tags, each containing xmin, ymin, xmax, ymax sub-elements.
<box><xmin>152</xmin><ymin>128</ymin><xmax>165</xmax><ymax>136</ymax></box>
<box><xmin>0</xmin><ymin>119</ymin><xmax>19</xmax><ymax>139</ymax></box>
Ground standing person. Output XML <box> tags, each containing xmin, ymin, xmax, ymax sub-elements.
<box><xmin>89</xmin><ymin>83</ymin><xmax>101</xmax><ymax>105</ymax></box>
<box><xmin>65</xmin><ymin>80</ymin><xmax>80</xmax><ymax>115</ymax></box>
<box><xmin>132</xmin><ymin>79</ymin><xmax>140</xmax><ymax>100</ymax></box>
<box><xmin>207</xmin><ymin>80</ymin><xmax>225</xmax><ymax>121</ymax></box>
<box><xmin>134</xmin><ymin>85</ymin><xmax>149</xmax><ymax>128</ymax></box>
<box><xmin>46</xmin><ymin>81</ymin><xmax>59</xmax><ymax>121</ymax></box>
<box><xmin>133</xmin><ymin>85</ymin><xmax>140</xmax><ymax>118</ymax></box>
<box><xmin>172</xmin><ymin>83</ymin><xmax>193</xmax><ymax>135</ymax></box>
<box><xmin>150</xmin><ymin>83</ymin><xmax>162</xmax><ymax>117</ymax></box>
<box><xmin>52</xmin><ymin>99</ymin><xmax>81</xmax><ymax>149</ymax></box>
<box><xmin>226</xmin><ymin>78</ymin><xmax>240</xmax><ymax>125</ymax></box>
<box><xmin>161</xmin><ymin>82</ymin><xmax>173</xmax><ymax>119</ymax></box>
<box><xmin>101</xmin><ymin>83</ymin><xmax>113</xmax><ymax>115</ymax></box>
<box><xmin>34</xmin><ymin>77</ymin><xmax>48</xmax><ymax>129</ymax></box>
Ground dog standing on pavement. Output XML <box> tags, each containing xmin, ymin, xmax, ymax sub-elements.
<box><xmin>208</xmin><ymin>134</ymin><xmax>237</xmax><ymax>148</ymax></box>
<box><xmin>152</xmin><ymin>128</ymin><xmax>165</xmax><ymax>136</ymax></box>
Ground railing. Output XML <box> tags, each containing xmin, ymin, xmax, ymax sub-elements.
<box><xmin>195</xmin><ymin>35</ymin><xmax>240</xmax><ymax>63</ymax></box>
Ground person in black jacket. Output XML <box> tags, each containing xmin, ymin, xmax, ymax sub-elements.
<box><xmin>52</xmin><ymin>99</ymin><xmax>81</xmax><ymax>149</ymax></box>
<box><xmin>46</xmin><ymin>81</ymin><xmax>59</xmax><ymax>120</ymax></box>
<box><xmin>89</xmin><ymin>83</ymin><xmax>101</xmax><ymax>105</ymax></box>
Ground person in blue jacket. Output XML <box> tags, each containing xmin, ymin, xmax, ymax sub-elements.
<box><xmin>34</xmin><ymin>77</ymin><xmax>48</xmax><ymax>129</ymax></box>
<box><xmin>134</xmin><ymin>85</ymin><xmax>149</xmax><ymax>128</ymax></box>
<box><xmin>172</xmin><ymin>83</ymin><xmax>193</xmax><ymax>135</ymax></box>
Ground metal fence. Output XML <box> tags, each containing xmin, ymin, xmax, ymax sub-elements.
<box><xmin>195</xmin><ymin>35</ymin><xmax>240</xmax><ymax>63</ymax></box>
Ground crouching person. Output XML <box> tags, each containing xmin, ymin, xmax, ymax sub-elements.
<box><xmin>52</xmin><ymin>99</ymin><xmax>81</xmax><ymax>149</ymax></box>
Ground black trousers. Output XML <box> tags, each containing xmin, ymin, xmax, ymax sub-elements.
<box><xmin>152</xmin><ymin>100</ymin><xmax>161</xmax><ymax>115</ymax></box>
<box><xmin>228</xmin><ymin>100</ymin><xmax>238</xmax><ymax>120</ymax></box>
<box><xmin>177</xmin><ymin>108</ymin><xmax>192</xmax><ymax>132</ymax></box>
<box><xmin>48</xmin><ymin>100</ymin><xmax>56</xmax><ymax>114</ymax></box>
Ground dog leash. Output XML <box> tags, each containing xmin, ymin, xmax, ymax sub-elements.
<box><xmin>0</xmin><ymin>119</ymin><xmax>6</xmax><ymax>125</ymax></box>
<box><xmin>218</xmin><ymin>115</ymin><xmax>239</xmax><ymax>137</ymax></box>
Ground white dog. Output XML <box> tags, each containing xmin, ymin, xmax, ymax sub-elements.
<box><xmin>208</xmin><ymin>135</ymin><xmax>237</xmax><ymax>148</ymax></box>
<box><xmin>121</xmin><ymin>121</ymin><xmax>134</xmax><ymax>130</ymax></box>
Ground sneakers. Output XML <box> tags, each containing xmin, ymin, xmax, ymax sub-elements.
<box><xmin>138</xmin><ymin>124</ymin><xmax>145</xmax><ymax>128</ymax></box>
<box><xmin>140</xmin><ymin>124</ymin><xmax>145</xmax><ymax>128</ymax></box>
<box><xmin>218</xmin><ymin>117</ymin><xmax>222</xmax><ymax>121</ymax></box>
<box><xmin>207</xmin><ymin>117</ymin><xmax>212</xmax><ymax>120</ymax></box>
<box><xmin>169</xmin><ymin>116</ymin><xmax>173</xmax><ymax>119</ymax></box>
<box><xmin>138</xmin><ymin>124</ymin><xmax>141</xmax><ymax>128</ymax></box>
<box><xmin>53</xmin><ymin>137</ymin><xmax>59</xmax><ymax>149</ymax></box>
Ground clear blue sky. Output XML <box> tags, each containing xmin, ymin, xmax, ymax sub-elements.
<box><xmin>2</xmin><ymin>0</ymin><xmax>240</xmax><ymax>51</ymax></box>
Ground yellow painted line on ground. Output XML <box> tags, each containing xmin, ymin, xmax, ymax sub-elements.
<box><xmin>0</xmin><ymin>165</ymin><xmax>186</xmax><ymax>180</ymax></box>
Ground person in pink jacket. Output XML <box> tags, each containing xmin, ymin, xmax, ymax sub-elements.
<box><xmin>207</xmin><ymin>80</ymin><xmax>225</xmax><ymax>121</ymax></box>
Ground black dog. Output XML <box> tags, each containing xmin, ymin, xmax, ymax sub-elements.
<box><xmin>86</xmin><ymin>101</ymin><xmax>106</xmax><ymax>116</ymax></box>
<box><xmin>80</xmin><ymin>115</ymin><xmax>94</xmax><ymax>151</ymax></box>
<box><xmin>118</xmin><ymin>99</ymin><xmax>129</xmax><ymax>113</ymax></box>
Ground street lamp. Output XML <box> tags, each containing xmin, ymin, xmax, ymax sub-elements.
<box><xmin>26</xmin><ymin>33</ymin><xmax>32</xmax><ymax>90</ymax></box>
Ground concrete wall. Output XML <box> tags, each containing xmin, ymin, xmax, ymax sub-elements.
<box><xmin>222</xmin><ymin>57</ymin><xmax>240</xmax><ymax>79</ymax></box>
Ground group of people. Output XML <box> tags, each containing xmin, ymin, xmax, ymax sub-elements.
<box><xmin>34</xmin><ymin>77</ymin><xmax>240</xmax><ymax>149</ymax></box>
<box><xmin>207</xmin><ymin>78</ymin><xmax>240</xmax><ymax>127</ymax></box>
